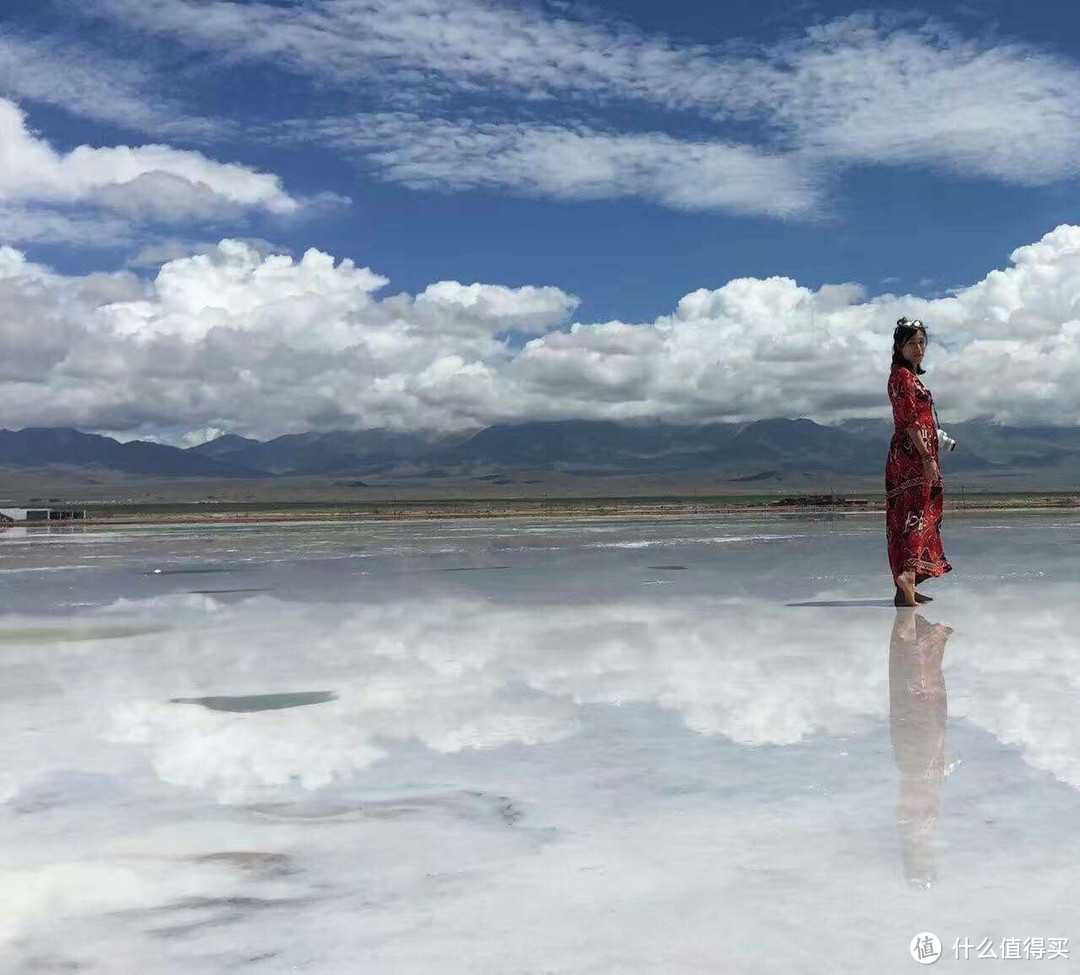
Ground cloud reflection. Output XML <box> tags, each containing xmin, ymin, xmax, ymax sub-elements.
<box><xmin>1</xmin><ymin>585</ymin><xmax>1078</xmax><ymax>805</ymax></box>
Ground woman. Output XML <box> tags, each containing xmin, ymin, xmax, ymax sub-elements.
<box><xmin>886</xmin><ymin>317</ymin><xmax>951</xmax><ymax>606</ymax></box>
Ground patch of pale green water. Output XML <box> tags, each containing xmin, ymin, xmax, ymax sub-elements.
<box><xmin>169</xmin><ymin>692</ymin><xmax>338</xmax><ymax>713</ymax></box>
<box><xmin>0</xmin><ymin>623</ymin><xmax>171</xmax><ymax>645</ymax></box>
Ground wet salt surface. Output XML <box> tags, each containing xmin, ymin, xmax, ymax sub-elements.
<box><xmin>1</xmin><ymin>514</ymin><xmax>1079</xmax><ymax>973</ymax></box>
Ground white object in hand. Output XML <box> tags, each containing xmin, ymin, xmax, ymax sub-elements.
<box><xmin>937</xmin><ymin>428</ymin><xmax>957</xmax><ymax>452</ymax></box>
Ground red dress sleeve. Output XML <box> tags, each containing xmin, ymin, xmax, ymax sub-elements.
<box><xmin>889</xmin><ymin>368</ymin><xmax>921</xmax><ymax>431</ymax></box>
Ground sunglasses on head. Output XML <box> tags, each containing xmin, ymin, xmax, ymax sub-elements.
<box><xmin>895</xmin><ymin>318</ymin><xmax>928</xmax><ymax>342</ymax></box>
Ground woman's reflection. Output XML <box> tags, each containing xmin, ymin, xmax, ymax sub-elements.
<box><xmin>889</xmin><ymin>609</ymin><xmax>953</xmax><ymax>890</ymax></box>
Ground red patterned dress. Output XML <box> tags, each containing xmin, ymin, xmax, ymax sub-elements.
<box><xmin>885</xmin><ymin>366</ymin><xmax>952</xmax><ymax>581</ymax></box>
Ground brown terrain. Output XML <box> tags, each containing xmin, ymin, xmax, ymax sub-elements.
<box><xmin>2</xmin><ymin>470</ymin><xmax>1078</xmax><ymax>525</ymax></box>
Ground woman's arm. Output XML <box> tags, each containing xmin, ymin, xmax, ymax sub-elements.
<box><xmin>906</xmin><ymin>425</ymin><xmax>938</xmax><ymax>481</ymax></box>
<box><xmin>889</xmin><ymin>371</ymin><xmax>937</xmax><ymax>482</ymax></box>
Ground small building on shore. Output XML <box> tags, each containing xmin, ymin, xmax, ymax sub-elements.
<box><xmin>0</xmin><ymin>507</ymin><xmax>87</xmax><ymax>523</ymax></box>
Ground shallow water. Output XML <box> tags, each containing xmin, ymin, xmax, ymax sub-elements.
<box><xmin>1</xmin><ymin>515</ymin><xmax>1078</xmax><ymax>972</ymax></box>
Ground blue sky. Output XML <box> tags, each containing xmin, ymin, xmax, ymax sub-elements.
<box><xmin>3</xmin><ymin>0</ymin><xmax>1080</xmax><ymax>438</ymax></box>
<box><xmin>6</xmin><ymin>0</ymin><xmax>1080</xmax><ymax>318</ymax></box>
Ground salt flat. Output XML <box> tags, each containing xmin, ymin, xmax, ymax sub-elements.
<box><xmin>1</xmin><ymin>515</ymin><xmax>1078</xmax><ymax>973</ymax></box>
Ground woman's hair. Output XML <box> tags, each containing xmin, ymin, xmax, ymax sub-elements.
<box><xmin>892</xmin><ymin>316</ymin><xmax>928</xmax><ymax>374</ymax></box>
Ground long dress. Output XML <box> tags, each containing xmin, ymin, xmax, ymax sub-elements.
<box><xmin>885</xmin><ymin>365</ymin><xmax>952</xmax><ymax>581</ymax></box>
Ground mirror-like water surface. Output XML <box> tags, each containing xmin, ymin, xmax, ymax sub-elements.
<box><xmin>1</xmin><ymin>516</ymin><xmax>1078</xmax><ymax>973</ymax></box>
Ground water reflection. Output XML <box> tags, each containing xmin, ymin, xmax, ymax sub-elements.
<box><xmin>7</xmin><ymin>518</ymin><xmax>1080</xmax><ymax>974</ymax></box>
<box><xmin>889</xmin><ymin>610</ymin><xmax>953</xmax><ymax>890</ymax></box>
<box><xmin>6</xmin><ymin>583</ymin><xmax>1080</xmax><ymax>811</ymax></box>
<box><xmin>1</xmin><ymin>524</ymin><xmax>90</xmax><ymax>536</ymax></box>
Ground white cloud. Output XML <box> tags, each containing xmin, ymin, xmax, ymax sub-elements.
<box><xmin>0</xmin><ymin>238</ymin><xmax>577</xmax><ymax>435</ymax></box>
<box><xmin>0</xmin><ymin>244</ymin><xmax>143</xmax><ymax>384</ymax></box>
<box><xmin>751</xmin><ymin>16</ymin><xmax>1080</xmax><ymax>184</ymax></box>
<box><xmin>416</xmin><ymin>280</ymin><xmax>581</xmax><ymax>334</ymax></box>
<box><xmin>0</xmin><ymin>31</ymin><xmax>220</xmax><ymax>138</ymax></box>
<box><xmin>126</xmin><ymin>237</ymin><xmax>287</xmax><ymax>269</ymax></box>
<box><xmin>0</xmin><ymin>203</ymin><xmax>135</xmax><ymax>247</ymax></box>
<box><xmin>301</xmin><ymin>114</ymin><xmax>824</xmax><ymax>217</ymax></box>
<box><xmin>0</xmin><ymin>98</ymin><xmax>348</xmax><ymax>250</ymax></box>
<box><xmin>90</xmin><ymin>0</ymin><xmax>720</xmax><ymax>102</ymax></box>
<box><xmin>502</xmin><ymin>224</ymin><xmax>1080</xmax><ymax>426</ymax></box>
<box><xmin>96</xmin><ymin>1</ymin><xmax>1080</xmax><ymax>188</ymax></box>
<box><xmin>0</xmin><ymin>98</ymin><xmax>300</xmax><ymax>223</ymax></box>
<box><xmin>110</xmin><ymin>241</ymin><xmax>390</xmax><ymax>342</ymax></box>
<box><xmin>5</xmin><ymin>225</ymin><xmax>1080</xmax><ymax>438</ymax></box>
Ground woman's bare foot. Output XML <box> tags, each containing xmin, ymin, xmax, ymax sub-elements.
<box><xmin>894</xmin><ymin>571</ymin><xmax>917</xmax><ymax>607</ymax></box>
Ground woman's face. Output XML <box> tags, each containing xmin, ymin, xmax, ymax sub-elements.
<box><xmin>901</xmin><ymin>331</ymin><xmax>927</xmax><ymax>367</ymax></box>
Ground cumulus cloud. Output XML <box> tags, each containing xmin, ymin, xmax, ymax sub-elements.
<box><xmin>0</xmin><ymin>98</ymin><xmax>300</xmax><ymax>221</ymax></box>
<box><xmin>95</xmin><ymin>1</ymin><xmax>1080</xmax><ymax>189</ymax></box>
<box><xmin>299</xmin><ymin>114</ymin><xmax>824</xmax><ymax>217</ymax></box>
<box><xmin>0</xmin><ymin>203</ymin><xmax>136</xmax><ymax>247</ymax></box>
<box><xmin>503</xmin><ymin>224</ymin><xmax>1080</xmax><ymax>426</ymax></box>
<box><xmin>126</xmin><ymin>237</ymin><xmax>287</xmax><ymax>269</ymax></box>
<box><xmin>0</xmin><ymin>245</ymin><xmax>143</xmax><ymax>383</ymax></box>
<box><xmin>0</xmin><ymin>99</ymin><xmax>342</xmax><ymax>249</ymax></box>
<box><xmin>0</xmin><ymin>238</ymin><xmax>578</xmax><ymax>435</ymax></box>
<box><xmin>416</xmin><ymin>280</ymin><xmax>581</xmax><ymax>334</ymax></box>
<box><xmin>5</xmin><ymin>225</ymin><xmax>1080</xmax><ymax>437</ymax></box>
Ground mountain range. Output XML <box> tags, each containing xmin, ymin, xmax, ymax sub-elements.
<box><xmin>4</xmin><ymin>419</ymin><xmax>1080</xmax><ymax>486</ymax></box>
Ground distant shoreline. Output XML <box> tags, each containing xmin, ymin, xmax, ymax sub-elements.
<box><xmin>9</xmin><ymin>493</ymin><xmax>1077</xmax><ymax>526</ymax></box>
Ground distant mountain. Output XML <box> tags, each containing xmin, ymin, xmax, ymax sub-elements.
<box><xmin>429</xmin><ymin>420</ymin><xmax>699</xmax><ymax>472</ymax></box>
<box><xmin>946</xmin><ymin>420</ymin><xmax>1080</xmax><ymax>469</ymax></box>
<box><xmin>0</xmin><ymin>428</ymin><xmax>256</xmax><ymax>476</ymax></box>
<box><xmin>189</xmin><ymin>429</ymin><xmax>466</xmax><ymax>475</ymax></box>
<box><xmin>187</xmin><ymin>433</ymin><xmax>261</xmax><ymax>462</ymax></box>
<box><xmin>716</xmin><ymin>418</ymin><xmax>885</xmax><ymax>473</ymax></box>
<box><xmin>3</xmin><ymin>419</ymin><xmax>1080</xmax><ymax>482</ymax></box>
<box><xmin>431</xmin><ymin>417</ymin><xmax>995</xmax><ymax>476</ymax></box>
